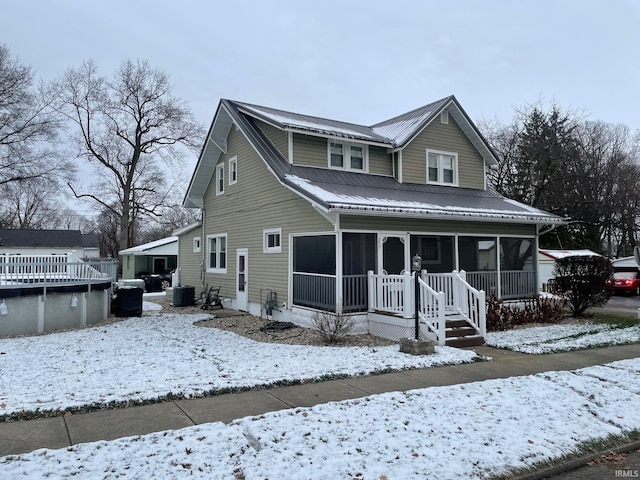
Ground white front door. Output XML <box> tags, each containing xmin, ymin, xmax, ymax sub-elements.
<box><xmin>236</xmin><ymin>249</ymin><xmax>248</xmax><ymax>311</ymax></box>
<box><xmin>378</xmin><ymin>234</ymin><xmax>409</xmax><ymax>275</ymax></box>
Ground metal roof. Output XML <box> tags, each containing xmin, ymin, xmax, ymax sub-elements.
<box><xmin>184</xmin><ymin>96</ymin><xmax>556</xmax><ymax>224</ymax></box>
<box><xmin>118</xmin><ymin>236</ymin><xmax>178</xmax><ymax>255</ymax></box>
<box><xmin>283</xmin><ymin>167</ymin><xmax>565</xmax><ymax>224</ymax></box>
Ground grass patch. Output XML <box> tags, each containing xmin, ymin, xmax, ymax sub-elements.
<box><xmin>495</xmin><ymin>431</ymin><xmax>640</xmax><ymax>480</ymax></box>
<box><xmin>590</xmin><ymin>312</ymin><xmax>640</xmax><ymax>329</ymax></box>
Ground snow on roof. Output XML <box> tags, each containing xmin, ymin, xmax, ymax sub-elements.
<box><xmin>286</xmin><ymin>173</ymin><xmax>565</xmax><ymax>224</ymax></box>
<box><xmin>371</xmin><ymin>97</ymin><xmax>449</xmax><ymax>145</ymax></box>
<box><xmin>236</xmin><ymin>102</ymin><xmax>389</xmax><ymax>143</ymax></box>
<box><xmin>612</xmin><ymin>256</ymin><xmax>639</xmax><ymax>268</ymax></box>
<box><xmin>118</xmin><ymin>236</ymin><xmax>178</xmax><ymax>255</ymax></box>
<box><xmin>539</xmin><ymin>249</ymin><xmax>601</xmax><ymax>260</ymax></box>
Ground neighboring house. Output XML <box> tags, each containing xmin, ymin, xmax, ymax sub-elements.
<box><xmin>611</xmin><ymin>256</ymin><xmax>639</xmax><ymax>272</ymax></box>
<box><xmin>0</xmin><ymin>228</ymin><xmax>100</xmax><ymax>258</ymax></box>
<box><xmin>119</xmin><ymin>236</ymin><xmax>178</xmax><ymax>280</ymax></box>
<box><xmin>179</xmin><ymin>95</ymin><xmax>565</xmax><ymax>345</ymax></box>
<box><xmin>538</xmin><ymin>249</ymin><xmax>601</xmax><ymax>291</ymax></box>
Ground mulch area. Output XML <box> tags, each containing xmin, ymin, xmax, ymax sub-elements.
<box><xmin>144</xmin><ymin>295</ymin><xmax>395</xmax><ymax>347</ymax></box>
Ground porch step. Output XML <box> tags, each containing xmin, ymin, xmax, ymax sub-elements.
<box><xmin>446</xmin><ymin>335</ymin><xmax>485</xmax><ymax>348</ymax></box>
<box><xmin>444</xmin><ymin>319</ymin><xmax>484</xmax><ymax>347</ymax></box>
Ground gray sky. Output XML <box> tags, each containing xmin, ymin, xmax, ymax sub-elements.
<box><xmin>4</xmin><ymin>0</ymin><xmax>640</xmax><ymax>173</ymax></box>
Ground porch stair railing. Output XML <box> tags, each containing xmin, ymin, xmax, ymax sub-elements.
<box><xmin>425</xmin><ymin>270</ymin><xmax>486</xmax><ymax>342</ymax></box>
<box><xmin>368</xmin><ymin>270</ymin><xmax>486</xmax><ymax>346</ymax></box>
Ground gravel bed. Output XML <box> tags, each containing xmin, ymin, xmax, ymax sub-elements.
<box><xmin>146</xmin><ymin>296</ymin><xmax>396</xmax><ymax>347</ymax></box>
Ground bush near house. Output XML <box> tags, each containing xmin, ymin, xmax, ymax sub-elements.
<box><xmin>553</xmin><ymin>255</ymin><xmax>613</xmax><ymax>317</ymax></box>
<box><xmin>486</xmin><ymin>295</ymin><xmax>566</xmax><ymax>332</ymax></box>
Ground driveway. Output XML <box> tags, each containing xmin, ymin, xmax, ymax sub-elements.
<box><xmin>598</xmin><ymin>293</ymin><xmax>640</xmax><ymax>317</ymax></box>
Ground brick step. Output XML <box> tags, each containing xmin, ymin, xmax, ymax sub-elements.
<box><xmin>446</xmin><ymin>335</ymin><xmax>485</xmax><ymax>347</ymax></box>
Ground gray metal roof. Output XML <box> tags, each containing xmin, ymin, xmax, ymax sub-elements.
<box><xmin>184</xmin><ymin>96</ymin><xmax>557</xmax><ymax>224</ymax></box>
<box><xmin>283</xmin><ymin>167</ymin><xmax>565</xmax><ymax>224</ymax></box>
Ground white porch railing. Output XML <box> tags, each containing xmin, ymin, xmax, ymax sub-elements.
<box><xmin>367</xmin><ymin>271</ymin><xmax>413</xmax><ymax>317</ymax></box>
<box><xmin>368</xmin><ymin>269</ymin><xmax>485</xmax><ymax>345</ymax></box>
<box><xmin>417</xmin><ymin>276</ymin><xmax>446</xmax><ymax>345</ymax></box>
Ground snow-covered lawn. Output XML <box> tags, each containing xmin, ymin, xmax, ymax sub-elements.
<box><xmin>486</xmin><ymin>321</ymin><xmax>640</xmax><ymax>354</ymax></box>
<box><xmin>2</xmin><ymin>358</ymin><xmax>639</xmax><ymax>479</ymax></box>
<box><xmin>0</xmin><ymin>306</ymin><xmax>477</xmax><ymax>418</ymax></box>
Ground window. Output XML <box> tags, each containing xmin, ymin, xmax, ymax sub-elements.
<box><xmin>263</xmin><ymin>228</ymin><xmax>282</xmax><ymax>253</ymax></box>
<box><xmin>207</xmin><ymin>234</ymin><xmax>227</xmax><ymax>273</ymax></box>
<box><xmin>193</xmin><ymin>237</ymin><xmax>201</xmax><ymax>253</ymax></box>
<box><xmin>426</xmin><ymin>149</ymin><xmax>458</xmax><ymax>185</ymax></box>
<box><xmin>328</xmin><ymin>140</ymin><xmax>367</xmax><ymax>171</ymax></box>
<box><xmin>228</xmin><ymin>156</ymin><xmax>237</xmax><ymax>185</ymax></box>
<box><xmin>215</xmin><ymin>163</ymin><xmax>224</xmax><ymax>195</ymax></box>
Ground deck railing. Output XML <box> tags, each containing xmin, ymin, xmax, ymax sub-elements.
<box><xmin>0</xmin><ymin>256</ymin><xmax>117</xmax><ymax>288</ymax></box>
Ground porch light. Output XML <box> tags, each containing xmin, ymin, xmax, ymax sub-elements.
<box><xmin>0</xmin><ymin>299</ymin><xmax>7</xmax><ymax>316</ymax></box>
<box><xmin>412</xmin><ymin>253</ymin><xmax>422</xmax><ymax>272</ymax></box>
<box><xmin>71</xmin><ymin>294</ymin><xmax>79</xmax><ymax>308</ymax></box>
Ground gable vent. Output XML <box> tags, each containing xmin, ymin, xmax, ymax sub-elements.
<box><xmin>440</xmin><ymin>110</ymin><xmax>449</xmax><ymax>124</ymax></box>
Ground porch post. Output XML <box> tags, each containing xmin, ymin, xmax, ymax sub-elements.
<box><xmin>336</xmin><ymin>231</ymin><xmax>342</xmax><ymax>314</ymax></box>
<box><xmin>403</xmin><ymin>271</ymin><xmax>413</xmax><ymax>319</ymax></box>
<box><xmin>367</xmin><ymin>270</ymin><xmax>374</xmax><ymax>311</ymax></box>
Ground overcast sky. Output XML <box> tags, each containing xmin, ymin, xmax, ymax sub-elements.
<box><xmin>4</xmin><ymin>0</ymin><xmax>640</xmax><ymax>175</ymax></box>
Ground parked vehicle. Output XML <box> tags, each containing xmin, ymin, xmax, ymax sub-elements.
<box><xmin>139</xmin><ymin>270</ymin><xmax>173</xmax><ymax>292</ymax></box>
<box><xmin>607</xmin><ymin>271</ymin><xmax>640</xmax><ymax>295</ymax></box>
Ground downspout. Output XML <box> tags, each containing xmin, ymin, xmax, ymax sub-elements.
<box><xmin>201</xmin><ymin>207</ymin><xmax>206</xmax><ymax>294</ymax></box>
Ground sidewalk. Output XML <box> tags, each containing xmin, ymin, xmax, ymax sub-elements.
<box><xmin>1</xmin><ymin>343</ymin><xmax>639</xmax><ymax>458</ymax></box>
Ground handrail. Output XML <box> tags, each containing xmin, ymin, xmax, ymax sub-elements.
<box><xmin>451</xmin><ymin>270</ymin><xmax>486</xmax><ymax>337</ymax></box>
<box><xmin>417</xmin><ymin>276</ymin><xmax>446</xmax><ymax>345</ymax></box>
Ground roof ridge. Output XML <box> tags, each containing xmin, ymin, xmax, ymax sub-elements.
<box><xmin>371</xmin><ymin>95</ymin><xmax>454</xmax><ymax>127</ymax></box>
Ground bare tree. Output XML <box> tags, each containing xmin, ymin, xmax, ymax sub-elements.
<box><xmin>0</xmin><ymin>44</ymin><xmax>72</xmax><ymax>188</ymax></box>
<box><xmin>52</xmin><ymin>59</ymin><xmax>204</xmax><ymax>251</ymax></box>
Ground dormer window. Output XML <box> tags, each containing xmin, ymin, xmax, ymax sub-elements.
<box><xmin>427</xmin><ymin>149</ymin><xmax>458</xmax><ymax>186</ymax></box>
<box><xmin>328</xmin><ymin>140</ymin><xmax>367</xmax><ymax>172</ymax></box>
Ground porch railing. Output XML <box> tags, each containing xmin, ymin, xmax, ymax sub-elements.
<box><xmin>500</xmin><ymin>270</ymin><xmax>536</xmax><ymax>299</ymax></box>
<box><xmin>417</xmin><ymin>276</ymin><xmax>446</xmax><ymax>344</ymax></box>
<box><xmin>292</xmin><ymin>272</ymin><xmax>336</xmax><ymax>311</ymax></box>
<box><xmin>342</xmin><ymin>274</ymin><xmax>368</xmax><ymax>313</ymax></box>
<box><xmin>450</xmin><ymin>270</ymin><xmax>486</xmax><ymax>338</ymax></box>
<box><xmin>367</xmin><ymin>271</ymin><xmax>413</xmax><ymax>317</ymax></box>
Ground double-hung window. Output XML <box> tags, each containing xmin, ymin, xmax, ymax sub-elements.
<box><xmin>228</xmin><ymin>156</ymin><xmax>237</xmax><ymax>185</ymax></box>
<box><xmin>215</xmin><ymin>163</ymin><xmax>225</xmax><ymax>195</ymax></box>
<box><xmin>328</xmin><ymin>140</ymin><xmax>367</xmax><ymax>172</ymax></box>
<box><xmin>207</xmin><ymin>234</ymin><xmax>227</xmax><ymax>273</ymax></box>
<box><xmin>426</xmin><ymin>149</ymin><xmax>458</xmax><ymax>185</ymax></box>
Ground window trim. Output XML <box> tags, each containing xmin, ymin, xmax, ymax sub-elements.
<box><xmin>193</xmin><ymin>237</ymin><xmax>201</xmax><ymax>253</ymax></box>
<box><xmin>206</xmin><ymin>233</ymin><xmax>227</xmax><ymax>273</ymax></box>
<box><xmin>327</xmin><ymin>139</ymin><xmax>368</xmax><ymax>172</ymax></box>
<box><xmin>426</xmin><ymin>149</ymin><xmax>458</xmax><ymax>186</ymax></box>
<box><xmin>215</xmin><ymin>163</ymin><xmax>224</xmax><ymax>195</ymax></box>
<box><xmin>263</xmin><ymin>228</ymin><xmax>282</xmax><ymax>254</ymax></box>
<box><xmin>228</xmin><ymin>156</ymin><xmax>237</xmax><ymax>185</ymax></box>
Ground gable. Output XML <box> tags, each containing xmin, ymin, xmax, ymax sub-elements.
<box><xmin>402</xmin><ymin>115</ymin><xmax>485</xmax><ymax>189</ymax></box>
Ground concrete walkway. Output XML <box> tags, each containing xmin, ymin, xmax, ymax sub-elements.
<box><xmin>1</xmin><ymin>343</ymin><xmax>639</xmax><ymax>458</ymax></box>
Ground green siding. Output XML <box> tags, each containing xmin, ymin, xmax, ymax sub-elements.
<box><xmin>198</xmin><ymin>125</ymin><xmax>332</xmax><ymax>305</ymax></box>
<box><xmin>340</xmin><ymin>215</ymin><xmax>536</xmax><ymax>236</ymax></box>
<box><xmin>369</xmin><ymin>145</ymin><xmax>393</xmax><ymax>176</ymax></box>
<box><xmin>176</xmin><ymin>232</ymin><xmax>203</xmax><ymax>290</ymax></box>
<box><xmin>256</xmin><ymin>120</ymin><xmax>288</xmax><ymax>159</ymax></box>
<box><xmin>292</xmin><ymin>133</ymin><xmax>326</xmax><ymax>167</ymax></box>
<box><xmin>402</xmin><ymin>116</ymin><xmax>485</xmax><ymax>189</ymax></box>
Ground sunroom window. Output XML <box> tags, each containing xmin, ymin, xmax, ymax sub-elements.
<box><xmin>328</xmin><ymin>140</ymin><xmax>367</xmax><ymax>171</ymax></box>
<box><xmin>427</xmin><ymin>149</ymin><xmax>458</xmax><ymax>185</ymax></box>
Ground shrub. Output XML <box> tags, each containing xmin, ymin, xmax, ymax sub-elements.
<box><xmin>311</xmin><ymin>310</ymin><xmax>354</xmax><ymax>344</ymax></box>
<box><xmin>553</xmin><ymin>255</ymin><xmax>613</xmax><ymax>317</ymax></box>
<box><xmin>486</xmin><ymin>294</ymin><xmax>566</xmax><ymax>332</ymax></box>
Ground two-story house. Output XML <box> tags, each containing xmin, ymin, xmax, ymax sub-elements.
<box><xmin>179</xmin><ymin>96</ymin><xmax>565</xmax><ymax>345</ymax></box>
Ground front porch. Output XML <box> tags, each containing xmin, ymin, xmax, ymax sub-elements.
<box><xmin>289</xmin><ymin>231</ymin><xmax>538</xmax><ymax>345</ymax></box>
